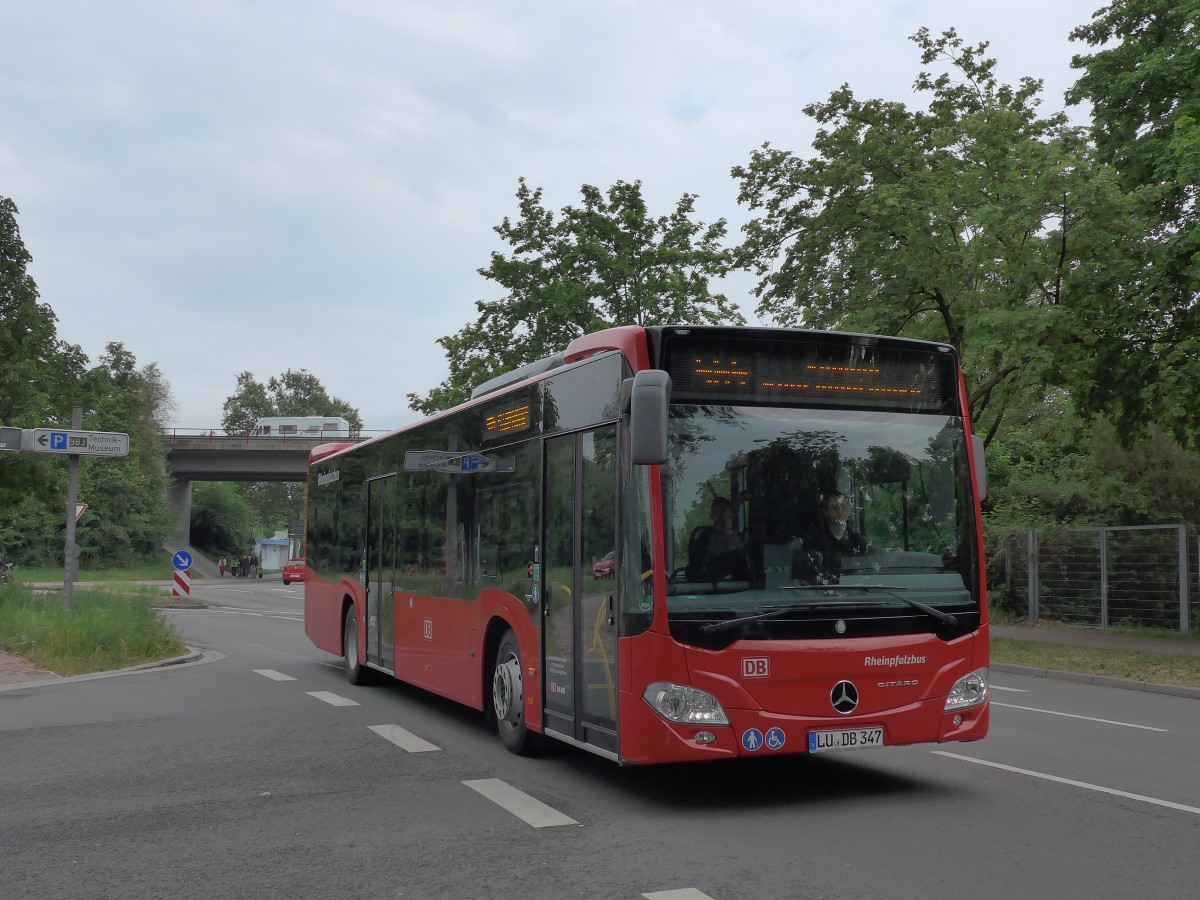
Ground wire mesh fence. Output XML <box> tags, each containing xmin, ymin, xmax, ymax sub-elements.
<box><xmin>1004</xmin><ymin>525</ymin><xmax>1195</xmax><ymax>632</ymax></box>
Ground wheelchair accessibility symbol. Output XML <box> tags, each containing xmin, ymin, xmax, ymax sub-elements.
<box><xmin>765</xmin><ymin>727</ymin><xmax>786</xmax><ymax>750</ymax></box>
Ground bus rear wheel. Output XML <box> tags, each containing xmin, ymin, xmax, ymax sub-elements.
<box><xmin>492</xmin><ymin>629</ymin><xmax>537</xmax><ymax>754</ymax></box>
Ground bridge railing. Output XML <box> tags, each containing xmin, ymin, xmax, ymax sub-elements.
<box><xmin>165</xmin><ymin>428</ymin><xmax>380</xmax><ymax>444</ymax></box>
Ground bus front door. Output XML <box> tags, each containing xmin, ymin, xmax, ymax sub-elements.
<box><xmin>542</xmin><ymin>427</ymin><xmax>618</xmax><ymax>755</ymax></box>
<box><xmin>365</xmin><ymin>474</ymin><xmax>396</xmax><ymax>673</ymax></box>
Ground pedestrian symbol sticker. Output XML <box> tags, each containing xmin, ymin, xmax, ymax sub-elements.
<box><xmin>741</xmin><ymin>728</ymin><xmax>764</xmax><ymax>752</ymax></box>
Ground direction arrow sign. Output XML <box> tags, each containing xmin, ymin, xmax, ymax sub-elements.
<box><xmin>30</xmin><ymin>428</ymin><xmax>129</xmax><ymax>457</ymax></box>
<box><xmin>173</xmin><ymin>550</ymin><xmax>193</xmax><ymax>571</ymax></box>
<box><xmin>403</xmin><ymin>450</ymin><xmax>515</xmax><ymax>474</ymax></box>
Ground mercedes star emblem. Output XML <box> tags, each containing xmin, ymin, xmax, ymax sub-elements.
<box><xmin>831</xmin><ymin>680</ymin><xmax>859</xmax><ymax>714</ymax></box>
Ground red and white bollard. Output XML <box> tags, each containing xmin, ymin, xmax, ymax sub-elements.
<box><xmin>172</xmin><ymin>568</ymin><xmax>191</xmax><ymax>599</ymax></box>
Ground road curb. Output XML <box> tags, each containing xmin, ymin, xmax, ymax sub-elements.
<box><xmin>0</xmin><ymin>646</ymin><xmax>216</xmax><ymax>692</ymax></box>
<box><xmin>992</xmin><ymin>662</ymin><xmax>1200</xmax><ymax>700</ymax></box>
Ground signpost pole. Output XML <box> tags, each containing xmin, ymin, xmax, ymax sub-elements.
<box><xmin>63</xmin><ymin>406</ymin><xmax>82</xmax><ymax>611</ymax></box>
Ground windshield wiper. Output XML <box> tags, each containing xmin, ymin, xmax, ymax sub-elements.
<box><xmin>698</xmin><ymin>606</ymin><xmax>800</xmax><ymax>637</ymax></box>
<box><xmin>783</xmin><ymin>583</ymin><xmax>958</xmax><ymax>628</ymax></box>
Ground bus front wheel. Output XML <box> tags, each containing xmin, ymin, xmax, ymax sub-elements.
<box><xmin>343</xmin><ymin>604</ymin><xmax>370</xmax><ymax>685</ymax></box>
<box><xmin>492</xmin><ymin>629</ymin><xmax>536</xmax><ymax>754</ymax></box>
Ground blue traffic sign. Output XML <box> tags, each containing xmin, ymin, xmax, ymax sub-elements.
<box><xmin>51</xmin><ymin>431</ymin><xmax>67</xmax><ymax>450</ymax></box>
<box><xmin>173</xmin><ymin>550</ymin><xmax>193</xmax><ymax>571</ymax></box>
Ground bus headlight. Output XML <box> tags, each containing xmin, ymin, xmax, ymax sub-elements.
<box><xmin>944</xmin><ymin>667</ymin><xmax>989</xmax><ymax>711</ymax></box>
<box><xmin>643</xmin><ymin>682</ymin><xmax>730</xmax><ymax>725</ymax></box>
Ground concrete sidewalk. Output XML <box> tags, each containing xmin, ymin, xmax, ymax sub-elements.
<box><xmin>0</xmin><ymin>648</ymin><xmax>60</xmax><ymax>685</ymax></box>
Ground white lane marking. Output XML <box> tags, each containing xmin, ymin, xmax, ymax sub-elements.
<box><xmin>990</xmin><ymin>684</ymin><xmax>1028</xmax><ymax>693</ymax></box>
<box><xmin>368</xmin><ymin>724</ymin><xmax>441</xmax><ymax>753</ymax></box>
<box><xmin>993</xmin><ymin>701</ymin><xmax>1168</xmax><ymax>732</ymax></box>
<box><xmin>254</xmin><ymin>669</ymin><xmax>297</xmax><ymax>682</ymax></box>
<box><xmin>644</xmin><ymin>891</ymin><xmax>717</xmax><ymax>900</ymax></box>
<box><xmin>934</xmin><ymin>752</ymin><xmax>1200</xmax><ymax>816</ymax></box>
<box><xmin>307</xmin><ymin>691</ymin><xmax>359</xmax><ymax>707</ymax></box>
<box><xmin>204</xmin><ymin>589</ymin><xmax>257</xmax><ymax>594</ymax></box>
<box><xmin>462</xmin><ymin>778</ymin><xmax>579</xmax><ymax>828</ymax></box>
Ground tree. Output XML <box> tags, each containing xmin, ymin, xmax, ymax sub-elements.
<box><xmin>731</xmin><ymin>28</ymin><xmax>1144</xmax><ymax>446</ymax></box>
<box><xmin>0</xmin><ymin>197</ymin><xmax>91</xmax><ymax>564</ymax></box>
<box><xmin>409</xmin><ymin>178</ymin><xmax>743</xmax><ymax>414</ymax></box>
<box><xmin>190</xmin><ymin>483</ymin><xmax>257</xmax><ymax>558</ymax></box>
<box><xmin>71</xmin><ymin>343</ymin><xmax>176</xmax><ymax>566</ymax></box>
<box><xmin>1068</xmin><ymin>0</ymin><xmax>1200</xmax><ymax>442</ymax></box>
<box><xmin>219</xmin><ymin>368</ymin><xmax>362</xmax><ymax>542</ymax></box>
<box><xmin>221</xmin><ymin>368</ymin><xmax>362</xmax><ymax>435</ymax></box>
<box><xmin>220</xmin><ymin>372</ymin><xmax>273</xmax><ymax>436</ymax></box>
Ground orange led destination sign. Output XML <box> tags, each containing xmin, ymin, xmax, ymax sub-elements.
<box><xmin>666</xmin><ymin>336</ymin><xmax>951</xmax><ymax>414</ymax></box>
<box><xmin>484</xmin><ymin>403</ymin><xmax>531</xmax><ymax>436</ymax></box>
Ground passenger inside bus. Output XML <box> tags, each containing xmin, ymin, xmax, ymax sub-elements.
<box><xmin>797</xmin><ymin>491</ymin><xmax>869</xmax><ymax>584</ymax></box>
<box><xmin>687</xmin><ymin>496</ymin><xmax>752</xmax><ymax>583</ymax></box>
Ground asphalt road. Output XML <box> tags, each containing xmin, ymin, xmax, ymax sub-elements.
<box><xmin>1</xmin><ymin>578</ymin><xmax>1197</xmax><ymax>899</ymax></box>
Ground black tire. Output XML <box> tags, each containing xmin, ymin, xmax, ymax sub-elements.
<box><xmin>343</xmin><ymin>604</ymin><xmax>371</xmax><ymax>685</ymax></box>
<box><xmin>491</xmin><ymin>629</ymin><xmax>538</xmax><ymax>754</ymax></box>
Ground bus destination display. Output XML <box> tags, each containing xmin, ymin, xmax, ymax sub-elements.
<box><xmin>662</xmin><ymin>335</ymin><xmax>954</xmax><ymax>414</ymax></box>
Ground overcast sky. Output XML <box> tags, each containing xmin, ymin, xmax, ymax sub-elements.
<box><xmin>2</xmin><ymin>0</ymin><xmax>1104</xmax><ymax>433</ymax></box>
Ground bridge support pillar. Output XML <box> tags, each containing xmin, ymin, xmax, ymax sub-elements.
<box><xmin>168</xmin><ymin>479</ymin><xmax>192</xmax><ymax>550</ymax></box>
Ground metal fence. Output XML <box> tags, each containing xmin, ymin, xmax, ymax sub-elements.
<box><xmin>1004</xmin><ymin>525</ymin><xmax>1196</xmax><ymax>632</ymax></box>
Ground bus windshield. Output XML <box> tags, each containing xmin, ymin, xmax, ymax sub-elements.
<box><xmin>661</xmin><ymin>404</ymin><xmax>980</xmax><ymax>648</ymax></box>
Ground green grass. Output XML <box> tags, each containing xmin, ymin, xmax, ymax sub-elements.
<box><xmin>0</xmin><ymin>581</ymin><xmax>187</xmax><ymax>676</ymax></box>
<box><xmin>991</xmin><ymin>637</ymin><xmax>1200</xmax><ymax>688</ymax></box>
<box><xmin>14</xmin><ymin>561</ymin><xmax>183</xmax><ymax>582</ymax></box>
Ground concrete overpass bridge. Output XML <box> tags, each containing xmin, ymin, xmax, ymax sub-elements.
<box><xmin>164</xmin><ymin>430</ymin><xmax>370</xmax><ymax>549</ymax></box>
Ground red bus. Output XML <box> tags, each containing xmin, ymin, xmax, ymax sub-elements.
<box><xmin>303</xmin><ymin>325</ymin><xmax>989</xmax><ymax>763</ymax></box>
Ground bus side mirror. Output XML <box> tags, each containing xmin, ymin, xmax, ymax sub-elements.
<box><xmin>971</xmin><ymin>435</ymin><xmax>986</xmax><ymax>500</ymax></box>
<box><xmin>627</xmin><ymin>370</ymin><xmax>671</xmax><ymax>465</ymax></box>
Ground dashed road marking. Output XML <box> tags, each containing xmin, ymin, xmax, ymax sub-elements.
<box><xmin>643</xmin><ymin>891</ymin><xmax>717</xmax><ymax>900</ymax></box>
<box><xmin>254</xmin><ymin>669</ymin><xmax>296</xmax><ymax>681</ymax></box>
<box><xmin>990</xmin><ymin>684</ymin><xmax>1028</xmax><ymax>693</ymax></box>
<box><xmin>992</xmin><ymin>701</ymin><xmax>1167</xmax><ymax>731</ymax></box>
<box><xmin>462</xmin><ymin>778</ymin><xmax>579</xmax><ymax>828</ymax></box>
<box><xmin>934</xmin><ymin>752</ymin><xmax>1200</xmax><ymax>816</ymax></box>
<box><xmin>368</xmin><ymin>724</ymin><xmax>441</xmax><ymax>753</ymax></box>
<box><xmin>307</xmin><ymin>691</ymin><xmax>359</xmax><ymax>707</ymax></box>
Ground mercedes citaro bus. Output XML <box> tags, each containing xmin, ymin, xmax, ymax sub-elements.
<box><xmin>303</xmin><ymin>325</ymin><xmax>989</xmax><ymax>764</ymax></box>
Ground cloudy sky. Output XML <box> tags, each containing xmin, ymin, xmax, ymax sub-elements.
<box><xmin>2</xmin><ymin>0</ymin><xmax>1103</xmax><ymax>433</ymax></box>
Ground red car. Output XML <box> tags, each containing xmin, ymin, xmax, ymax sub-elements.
<box><xmin>591</xmin><ymin>550</ymin><xmax>616</xmax><ymax>579</ymax></box>
<box><xmin>282</xmin><ymin>558</ymin><xmax>306</xmax><ymax>585</ymax></box>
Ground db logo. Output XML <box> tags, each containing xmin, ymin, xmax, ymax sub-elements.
<box><xmin>741</xmin><ymin>657</ymin><xmax>769</xmax><ymax>678</ymax></box>
<box><xmin>423</xmin><ymin>618</ymin><xmax>433</xmax><ymax>641</ymax></box>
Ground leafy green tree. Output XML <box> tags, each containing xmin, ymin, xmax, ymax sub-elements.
<box><xmin>731</xmin><ymin>28</ymin><xmax>1143</xmax><ymax>445</ymax></box>
<box><xmin>0</xmin><ymin>198</ymin><xmax>89</xmax><ymax>564</ymax></box>
<box><xmin>1068</xmin><ymin>0</ymin><xmax>1200</xmax><ymax>441</ymax></box>
<box><xmin>70</xmin><ymin>344</ymin><xmax>176</xmax><ymax>566</ymax></box>
<box><xmin>190</xmin><ymin>482</ymin><xmax>257</xmax><ymax>558</ymax></box>
<box><xmin>0</xmin><ymin>197</ymin><xmax>87</xmax><ymax>517</ymax></box>
<box><xmin>221</xmin><ymin>369</ymin><xmax>362</xmax><ymax>434</ymax></box>
<box><xmin>409</xmin><ymin>178</ymin><xmax>743</xmax><ymax>414</ymax></box>
<box><xmin>219</xmin><ymin>368</ymin><xmax>360</xmax><ymax>540</ymax></box>
<box><xmin>221</xmin><ymin>372</ymin><xmax>273</xmax><ymax>436</ymax></box>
